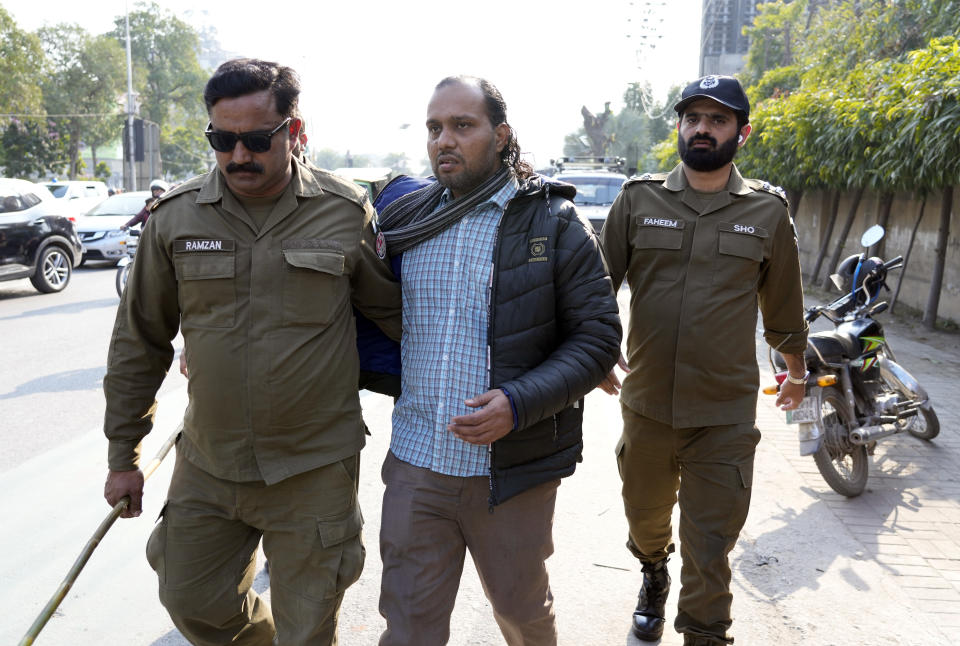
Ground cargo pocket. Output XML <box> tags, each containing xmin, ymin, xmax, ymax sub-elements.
<box><xmin>316</xmin><ymin>504</ymin><xmax>365</xmax><ymax>598</ymax></box>
<box><xmin>713</xmin><ymin>223</ymin><xmax>767</xmax><ymax>288</ymax></box>
<box><xmin>632</xmin><ymin>219</ymin><xmax>685</xmax><ymax>282</ymax></box>
<box><xmin>173</xmin><ymin>254</ymin><xmax>237</xmax><ymax>327</ymax></box>
<box><xmin>281</xmin><ymin>245</ymin><xmax>347</xmax><ymax>326</ymax></box>
<box><xmin>145</xmin><ymin>501</ymin><xmax>169</xmax><ymax>584</ymax></box>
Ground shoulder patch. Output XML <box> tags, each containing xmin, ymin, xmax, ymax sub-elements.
<box><xmin>745</xmin><ymin>178</ymin><xmax>788</xmax><ymax>206</ymax></box>
<box><xmin>310</xmin><ymin>168</ymin><xmax>369</xmax><ymax>209</ymax></box>
<box><xmin>624</xmin><ymin>172</ymin><xmax>668</xmax><ymax>187</ymax></box>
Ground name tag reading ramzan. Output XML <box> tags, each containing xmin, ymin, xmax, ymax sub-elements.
<box><xmin>174</xmin><ymin>239</ymin><xmax>236</xmax><ymax>253</ymax></box>
<box><xmin>642</xmin><ymin>218</ymin><xmax>679</xmax><ymax>228</ymax></box>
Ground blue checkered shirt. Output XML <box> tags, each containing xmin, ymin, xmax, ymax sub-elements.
<box><xmin>390</xmin><ymin>177</ymin><xmax>519</xmax><ymax>476</ymax></box>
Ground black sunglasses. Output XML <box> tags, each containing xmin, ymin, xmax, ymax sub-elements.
<box><xmin>204</xmin><ymin>117</ymin><xmax>292</xmax><ymax>153</ymax></box>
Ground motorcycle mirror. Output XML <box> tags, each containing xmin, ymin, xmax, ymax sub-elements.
<box><xmin>860</xmin><ymin>224</ymin><xmax>885</xmax><ymax>247</ymax></box>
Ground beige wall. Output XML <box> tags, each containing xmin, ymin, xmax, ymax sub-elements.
<box><xmin>793</xmin><ymin>188</ymin><xmax>960</xmax><ymax>325</ymax></box>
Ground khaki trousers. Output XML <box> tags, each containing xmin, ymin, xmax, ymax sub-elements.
<box><xmin>378</xmin><ymin>451</ymin><xmax>559</xmax><ymax>646</ymax></box>
<box><xmin>617</xmin><ymin>404</ymin><xmax>760</xmax><ymax>645</ymax></box>
<box><xmin>146</xmin><ymin>450</ymin><xmax>365</xmax><ymax>646</ymax></box>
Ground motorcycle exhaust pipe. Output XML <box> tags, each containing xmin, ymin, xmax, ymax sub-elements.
<box><xmin>849</xmin><ymin>424</ymin><xmax>900</xmax><ymax>445</ymax></box>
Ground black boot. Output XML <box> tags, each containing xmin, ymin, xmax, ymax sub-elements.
<box><xmin>631</xmin><ymin>558</ymin><xmax>670</xmax><ymax>641</ymax></box>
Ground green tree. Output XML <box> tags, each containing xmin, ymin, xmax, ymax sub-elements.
<box><xmin>161</xmin><ymin>121</ymin><xmax>211</xmax><ymax>178</ymax></box>
<box><xmin>562</xmin><ymin>83</ymin><xmax>679</xmax><ymax>174</ymax></box>
<box><xmin>110</xmin><ymin>1</ymin><xmax>208</xmax><ymax>129</ymax></box>
<box><xmin>741</xmin><ymin>0</ymin><xmax>808</xmax><ymax>87</ymax></box>
<box><xmin>0</xmin><ymin>7</ymin><xmax>44</xmax><ymax>116</ymax></box>
<box><xmin>1</xmin><ymin>119</ymin><xmax>68</xmax><ymax>177</ymax></box>
<box><xmin>38</xmin><ymin>24</ymin><xmax>126</xmax><ymax>179</ymax></box>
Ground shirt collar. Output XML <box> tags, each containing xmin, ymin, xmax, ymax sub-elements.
<box><xmin>196</xmin><ymin>158</ymin><xmax>320</xmax><ymax>204</ymax></box>
<box><xmin>664</xmin><ymin>162</ymin><xmax>750</xmax><ymax>195</ymax></box>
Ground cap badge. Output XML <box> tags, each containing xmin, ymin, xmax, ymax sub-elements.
<box><xmin>700</xmin><ymin>75</ymin><xmax>720</xmax><ymax>89</ymax></box>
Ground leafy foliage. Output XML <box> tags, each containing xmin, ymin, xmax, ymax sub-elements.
<box><xmin>109</xmin><ymin>2</ymin><xmax>208</xmax><ymax>129</ymax></box>
<box><xmin>38</xmin><ymin>24</ymin><xmax>127</xmax><ymax>179</ymax></box>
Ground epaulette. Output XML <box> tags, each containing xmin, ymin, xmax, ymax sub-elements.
<box><xmin>149</xmin><ymin>175</ymin><xmax>205</xmax><ymax>211</ymax></box>
<box><xmin>624</xmin><ymin>172</ymin><xmax>668</xmax><ymax>187</ymax></box>
<box><xmin>308</xmin><ymin>167</ymin><xmax>369</xmax><ymax>209</ymax></box>
<box><xmin>745</xmin><ymin>178</ymin><xmax>788</xmax><ymax>206</ymax></box>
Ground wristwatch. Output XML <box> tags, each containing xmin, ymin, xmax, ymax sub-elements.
<box><xmin>786</xmin><ymin>371</ymin><xmax>809</xmax><ymax>385</ymax></box>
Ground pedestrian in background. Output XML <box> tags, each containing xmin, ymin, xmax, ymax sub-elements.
<box><xmin>121</xmin><ymin>179</ymin><xmax>169</xmax><ymax>230</ymax></box>
<box><xmin>599</xmin><ymin>75</ymin><xmax>808</xmax><ymax>646</ymax></box>
<box><xmin>375</xmin><ymin>75</ymin><xmax>621</xmax><ymax>646</ymax></box>
<box><xmin>102</xmin><ymin>57</ymin><xmax>401</xmax><ymax>646</ymax></box>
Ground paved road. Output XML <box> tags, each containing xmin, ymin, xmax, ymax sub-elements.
<box><xmin>2</xmin><ymin>280</ymin><xmax>959</xmax><ymax>645</ymax></box>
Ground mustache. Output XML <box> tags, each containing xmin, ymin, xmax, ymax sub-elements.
<box><xmin>436</xmin><ymin>152</ymin><xmax>464</xmax><ymax>164</ymax></box>
<box><xmin>226</xmin><ymin>161</ymin><xmax>265</xmax><ymax>174</ymax></box>
<box><xmin>687</xmin><ymin>134</ymin><xmax>717</xmax><ymax>147</ymax></box>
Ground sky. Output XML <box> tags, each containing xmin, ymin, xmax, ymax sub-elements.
<box><xmin>3</xmin><ymin>0</ymin><xmax>701</xmax><ymax>170</ymax></box>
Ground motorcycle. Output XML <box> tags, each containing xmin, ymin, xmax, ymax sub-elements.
<box><xmin>768</xmin><ymin>225</ymin><xmax>940</xmax><ymax>497</ymax></box>
<box><xmin>115</xmin><ymin>229</ymin><xmax>139</xmax><ymax>297</ymax></box>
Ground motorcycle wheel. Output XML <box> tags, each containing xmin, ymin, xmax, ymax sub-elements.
<box><xmin>813</xmin><ymin>386</ymin><xmax>868</xmax><ymax>497</ymax></box>
<box><xmin>907</xmin><ymin>405</ymin><xmax>940</xmax><ymax>441</ymax></box>
<box><xmin>115</xmin><ymin>263</ymin><xmax>131</xmax><ymax>298</ymax></box>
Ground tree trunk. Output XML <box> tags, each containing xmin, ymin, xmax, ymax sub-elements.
<box><xmin>869</xmin><ymin>192</ymin><xmax>894</xmax><ymax>258</ymax></box>
<box><xmin>91</xmin><ymin>145</ymin><xmax>99</xmax><ymax>173</ymax></box>
<box><xmin>822</xmin><ymin>187</ymin><xmax>864</xmax><ymax>290</ymax></box>
<box><xmin>810</xmin><ymin>190</ymin><xmax>840</xmax><ymax>284</ymax></box>
<box><xmin>923</xmin><ymin>186</ymin><xmax>953</xmax><ymax>329</ymax></box>
<box><xmin>890</xmin><ymin>198</ymin><xmax>926</xmax><ymax>314</ymax></box>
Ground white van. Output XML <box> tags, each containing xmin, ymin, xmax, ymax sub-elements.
<box><xmin>43</xmin><ymin>180</ymin><xmax>109</xmax><ymax>219</ymax></box>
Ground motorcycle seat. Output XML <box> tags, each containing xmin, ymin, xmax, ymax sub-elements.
<box><xmin>806</xmin><ymin>331</ymin><xmax>858</xmax><ymax>364</ymax></box>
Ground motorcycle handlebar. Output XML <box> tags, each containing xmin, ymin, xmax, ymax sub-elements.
<box><xmin>884</xmin><ymin>255</ymin><xmax>903</xmax><ymax>270</ymax></box>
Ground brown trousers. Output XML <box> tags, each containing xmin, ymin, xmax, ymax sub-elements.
<box><xmin>617</xmin><ymin>404</ymin><xmax>760</xmax><ymax>645</ymax></box>
<box><xmin>378</xmin><ymin>451</ymin><xmax>559</xmax><ymax>646</ymax></box>
<box><xmin>146</xmin><ymin>450</ymin><xmax>364</xmax><ymax>646</ymax></box>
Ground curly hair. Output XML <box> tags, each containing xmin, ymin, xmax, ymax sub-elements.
<box><xmin>204</xmin><ymin>58</ymin><xmax>300</xmax><ymax>119</ymax></box>
<box><xmin>435</xmin><ymin>76</ymin><xmax>534</xmax><ymax>180</ymax></box>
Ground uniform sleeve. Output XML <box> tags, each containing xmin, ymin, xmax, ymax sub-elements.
<box><xmin>103</xmin><ymin>211</ymin><xmax>181</xmax><ymax>471</ymax></box>
<box><xmin>498</xmin><ymin>206</ymin><xmax>623</xmax><ymax>430</ymax></box>
<box><xmin>758</xmin><ymin>208</ymin><xmax>809</xmax><ymax>354</ymax></box>
<box><xmin>351</xmin><ymin>201</ymin><xmax>402</xmax><ymax>342</ymax></box>
<box><xmin>599</xmin><ymin>186</ymin><xmax>633</xmax><ymax>291</ymax></box>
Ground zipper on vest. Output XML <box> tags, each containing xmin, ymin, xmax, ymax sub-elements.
<box><xmin>485</xmin><ymin>195</ymin><xmax>512</xmax><ymax>513</ymax></box>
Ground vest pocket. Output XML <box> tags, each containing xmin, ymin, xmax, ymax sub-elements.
<box><xmin>281</xmin><ymin>247</ymin><xmax>346</xmax><ymax>326</ymax></box>
<box><xmin>174</xmin><ymin>254</ymin><xmax>237</xmax><ymax>328</ymax></box>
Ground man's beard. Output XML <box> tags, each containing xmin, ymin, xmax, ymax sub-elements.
<box><xmin>432</xmin><ymin>141</ymin><xmax>501</xmax><ymax>197</ymax></box>
<box><xmin>678</xmin><ymin>132</ymin><xmax>739</xmax><ymax>172</ymax></box>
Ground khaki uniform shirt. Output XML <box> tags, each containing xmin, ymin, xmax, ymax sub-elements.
<box><xmin>104</xmin><ymin>160</ymin><xmax>402</xmax><ymax>484</ymax></box>
<box><xmin>601</xmin><ymin>163</ymin><xmax>808</xmax><ymax>428</ymax></box>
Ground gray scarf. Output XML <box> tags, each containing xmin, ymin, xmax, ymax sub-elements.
<box><xmin>379</xmin><ymin>166</ymin><xmax>513</xmax><ymax>256</ymax></box>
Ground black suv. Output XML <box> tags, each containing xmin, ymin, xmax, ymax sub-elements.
<box><xmin>0</xmin><ymin>178</ymin><xmax>83</xmax><ymax>293</ymax></box>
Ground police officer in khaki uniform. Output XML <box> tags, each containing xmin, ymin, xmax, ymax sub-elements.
<box><xmin>600</xmin><ymin>76</ymin><xmax>809</xmax><ymax>646</ymax></box>
<box><xmin>102</xmin><ymin>58</ymin><xmax>401</xmax><ymax>646</ymax></box>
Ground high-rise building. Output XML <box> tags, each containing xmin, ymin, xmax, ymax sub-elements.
<box><xmin>700</xmin><ymin>0</ymin><xmax>774</xmax><ymax>76</ymax></box>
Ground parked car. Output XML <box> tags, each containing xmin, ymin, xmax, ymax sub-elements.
<box><xmin>75</xmin><ymin>191</ymin><xmax>152</xmax><ymax>265</ymax></box>
<box><xmin>43</xmin><ymin>180</ymin><xmax>109</xmax><ymax>220</ymax></box>
<box><xmin>0</xmin><ymin>178</ymin><xmax>83</xmax><ymax>293</ymax></box>
<box><xmin>552</xmin><ymin>156</ymin><xmax>629</xmax><ymax>233</ymax></box>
